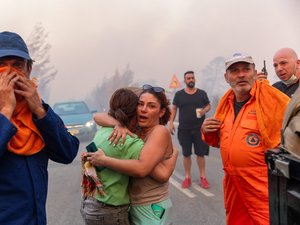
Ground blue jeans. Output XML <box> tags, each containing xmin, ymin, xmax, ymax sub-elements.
<box><xmin>80</xmin><ymin>197</ymin><xmax>130</xmax><ymax>225</ymax></box>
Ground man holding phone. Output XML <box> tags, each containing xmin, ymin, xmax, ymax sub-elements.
<box><xmin>201</xmin><ymin>52</ymin><xmax>289</xmax><ymax>224</ymax></box>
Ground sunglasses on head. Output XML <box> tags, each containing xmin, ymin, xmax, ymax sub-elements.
<box><xmin>142</xmin><ymin>84</ymin><xmax>165</xmax><ymax>93</ymax></box>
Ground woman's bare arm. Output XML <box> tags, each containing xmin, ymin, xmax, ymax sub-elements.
<box><xmin>93</xmin><ymin>112</ymin><xmax>119</xmax><ymax>127</ymax></box>
<box><xmin>93</xmin><ymin>112</ymin><xmax>134</xmax><ymax>144</ymax></box>
<box><xmin>149</xmin><ymin>146</ymin><xmax>179</xmax><ymax>183</ymax></box>
<box><xmin>86</xmin><ymin>125</ymin><xmax>169</xmax><ymax>177</ymax></box>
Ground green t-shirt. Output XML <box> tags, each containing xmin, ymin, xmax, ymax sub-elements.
<box><xmin>93</xmin><ymin>127</ymin><xmax>144</xmax><ymax>206</ymax></box>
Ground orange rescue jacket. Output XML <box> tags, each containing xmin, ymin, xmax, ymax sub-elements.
<box><xmin>203</xmin><ymin>80</ymin><xmax>289</xmax><ymax>225</ymax></box>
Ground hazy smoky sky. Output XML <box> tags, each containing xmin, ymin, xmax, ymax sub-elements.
<box><xmin>1</xmin><ymin>0</ymin><xmax>300</xmax><ymax>104</ymax></box>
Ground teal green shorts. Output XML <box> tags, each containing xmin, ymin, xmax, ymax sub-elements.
<box><xmin>129</xmin><ymin>198</ymin><xmax>173</xmax><ymax>225</ymax></box>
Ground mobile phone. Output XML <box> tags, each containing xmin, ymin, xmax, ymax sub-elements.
<box><xmin>86</xmin><ymin>142</ymin><xmax>98</xmax><ymax>152</ymax></box>
<box><xmin>261</xmin><ymin>60</ymin><xmax>268</xmax><ymax>76</ymax></box>
<box><xmin>151</xmin><ymin>204</ymin><xmax>165</xmax><ymax>219</ymax></box>
<box><xmin>85</xmin><ymin>142</ymin><xmax>105</xmax><ymax>171</ymax></box>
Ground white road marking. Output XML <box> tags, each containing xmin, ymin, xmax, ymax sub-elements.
<box><xmin>169</xmin><ymin>177</ymin><xmax>196</xmax><ymax>198</ymax></box>
<box><xmin>191</xmin><ymin>183</ymin><xmax>215</xmax><ymax>197</ymax></box>
<box><xmin>172</xmin><ymin>171</ymin><xmax>215</xmax><ymax>197</ymax></box>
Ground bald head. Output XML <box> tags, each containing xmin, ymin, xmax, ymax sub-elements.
<box><xmin>273</xmin><ymin>47</ymin><xmax>300</xmax><ymax>82</ymax></box>
<box><xmin>273</xmin><ymin>48</ymin><xmax>298</xmax><ymax>61</ymax></box>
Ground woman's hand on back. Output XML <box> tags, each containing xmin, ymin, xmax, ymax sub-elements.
<box><xmin>108</xmin><ymin>124</ymin><xmax>134</xmax><ymax>146</ymax></box>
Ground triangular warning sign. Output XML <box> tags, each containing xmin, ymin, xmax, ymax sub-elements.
<box><xmin>169</xmin><ymin>74</ymin><xmax>181</xmax><ymax>89</ymax></box>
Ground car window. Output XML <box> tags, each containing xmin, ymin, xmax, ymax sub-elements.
<box><xmin>53</xmin><ymin>102</ymin><xmax>89</xmax><ymax>115</ymax></box>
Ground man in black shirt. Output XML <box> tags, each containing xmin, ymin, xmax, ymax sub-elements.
<box><xmin>169</xmin><ymin>71</ymin><xmax>211</xmax><ymax>189</ymax></box>
<box><xmin>272</xmin><ymin>48</ymin><xmax>300</xmax><ymax>97</ymax></box>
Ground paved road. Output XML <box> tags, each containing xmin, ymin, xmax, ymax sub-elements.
<box><xmin>47</xmin><ymin>138</ymin><xmax>226</xmax><ymax>225</ymax></box>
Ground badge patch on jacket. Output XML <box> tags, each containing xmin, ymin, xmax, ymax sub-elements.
<box><xmin>246</xmin><ymin>133</ymin><xmax>260</xmax><ymax>146</ymax></box>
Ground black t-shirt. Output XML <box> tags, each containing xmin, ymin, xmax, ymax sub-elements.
<box><xmin>233</xmin><ymin>97</ymin><xmax>250</xmax><ymax>119</ymax></box>
<box><xmin>173</xmin><ymin>89</ymin><xmax>210</xmax><ymax>129</ymax></box>
<box><xmin>273</xmin><ymin>80</ymin><xmax>299</xmax><ymax>98</ymax></box>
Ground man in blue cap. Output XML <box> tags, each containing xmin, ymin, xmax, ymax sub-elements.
<box><xmin>0</xmin><ymin>31</ymin><xmax>79</xmax><ymax>225</ymax></box>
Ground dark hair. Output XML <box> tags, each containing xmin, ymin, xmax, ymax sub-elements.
<box><xmin>140</xmin><ymin>88</ymin><xmax>171</xmax><ymax>125</ymax></box>
<box><xmin>27</xmin><ymin>59</ymin><xmax>33</xmax><ymax>71</ymax></box>
<box><xmin>184</xmin><ymin>71</ymin><xmax>194</xmax><ymax>77</ymax></box>
<box><xmin>108</xmin><ymin>88</ymin><xmax>139</xmax><ymax>127</ymax></box>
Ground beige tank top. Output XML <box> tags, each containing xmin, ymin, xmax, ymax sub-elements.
<box><xmin>129</xmin><ymin>176</ymin><xmax>169</xmax><ymax>206</ymax></box>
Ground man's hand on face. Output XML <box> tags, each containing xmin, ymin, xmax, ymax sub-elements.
<box><xmin>0</xmin><ymin>69</ymin><xmax>19</xmax><ymax>119</ymax></box>
<box><xmin>14</xmin><ymin>75</ymin><xmax>46</xmax><ymax>119</ymax></box>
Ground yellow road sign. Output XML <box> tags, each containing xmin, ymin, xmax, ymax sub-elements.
<box><xmin>169</xmin><ymin>74</ymin><xmax>180</xmax><ymax>89</ymax></box>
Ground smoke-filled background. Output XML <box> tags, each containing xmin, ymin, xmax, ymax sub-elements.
<box><xmin>1</xmin><ymin>0</ymin><xmax>300</xmax><ymax>111</ymax></box>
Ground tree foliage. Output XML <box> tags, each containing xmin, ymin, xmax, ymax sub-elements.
<box><xmin>198</xmin><ymin>56</ymin><xmax>229</xmax><ymax>115</ymax></box>
<box><xmin>85</xmin><ymin>65</ymin><xmax>139</xmax><ymax>112</ymax></box>
<box><xmin>27</xmin><ymin>23</ymin><xmax>57</xmax><ymax>101</ymax></box>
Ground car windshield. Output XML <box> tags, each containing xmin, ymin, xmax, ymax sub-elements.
<box><xmin>53</xmin><ymin>102</ymin><xmax>89</xmax><ymax>115</ymax></box>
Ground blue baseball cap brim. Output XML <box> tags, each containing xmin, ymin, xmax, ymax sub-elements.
<box><xmin>0</xmin><ymin>49</ymin><xmax>31</xmax><ymax>60</ymax></box>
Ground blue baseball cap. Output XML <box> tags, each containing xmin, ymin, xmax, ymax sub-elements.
<box><xmin>0</xmin><ymin>31</ymin><xmax>32</xmax><ymax>60</ymax></box>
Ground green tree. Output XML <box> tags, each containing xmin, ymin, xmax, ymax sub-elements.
<box><xmin>27</xmin><ymin>23</ymin><xmax>57</xmax><ymax>101</ymax></box>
